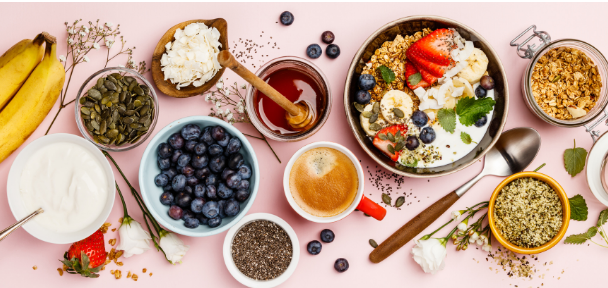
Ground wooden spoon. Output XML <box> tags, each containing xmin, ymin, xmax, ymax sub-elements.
<box><xmin>218</xmin><ymin>50</ymin><xmax>314</xmax><ymax>130</ymax></box>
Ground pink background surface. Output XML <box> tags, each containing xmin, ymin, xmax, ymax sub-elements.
<box><xmin>1</xmin><ymin>2</ymin><xmax>607</xmax><ymax>287</ymax></box>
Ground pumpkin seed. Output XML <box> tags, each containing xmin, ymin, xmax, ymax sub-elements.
<box><xmin>395</xmin><ymin>196</ymin><xmax>405</xmax><ymax>208</ymax></box>
<box><xmin>79</xmin><ymin>97</ymin><xmax>87</xmax><ymax>104</ymax></box>
<box><xmin>369</xmin><ymin>123</ymin><xmax>382</xmax><ymax>131</ymax></box>
<box><xmin>370</xmin><ymin>113</ymin><xmax>378</xmax><ymax>123</ymax></box>
<box><xmin>372</xmin><ymin>102</ymin><xmax>380</xmax><ymax>113</ymax></box>
<box><xmin>394</xmin><ymin>141</ymin><xmax>404</xmax><ymax>152</ymax></box>
<box><xmin>361</xmin><ymin>111</ymin><xmax>373</xmax><ymax>118</ymax></box>
<box><xmin>387</xmin><ymin>144</ymin><xmax>395</xmax><ymax>154</ymax></box>
<box><xmin>91</xmin><ymin>120</ymin><xmax>100</xmax><ymax>130</ymax></box>
<box><xmin>353</xmin><ymin>102</ymin><xmax>365</xmax><ymax>112</ymax></box>
<box><xmin>369</xmin><ymin>239</ymin><xmax>378</xmax><ymax>248</ymax></box>
<box><xmin>382</xmin><ymin>193</ymin><xmax>392</xmax><ymax>206</ymax></box>
<box><xmin>133</xmin><ymin>85</ymin><xmax>144</xmax><ymax>96</ymax></box>
<box><xmin>378</xmin><ymin>133</ymin><xmax>388</xmax><ymax>140</ymax></box>
<box><xmin>104</xmin><ymin>80</ymin><xmax>117</xmax><ymax>91</ymax></box>
<box><xmin>81</xmin><ymin>107</ymin><xmax>91</xmax><ymax>115</ymax></box>
<box><xmin>387</xmin><ymin>132</ymin><xmax>395</xmax><ymax>142</ymax></box>
<box><xmin>88</xmin><ymin>88</ymin><xmax>102</xmax><ymax>100</ymax></box>
<box><xmin>133</xmin><ymin>99</ymin><xmax>142</xmax><ymax>107</ymax></box>
<box><xmin>392</xmin><ymin>107</ymin><xmax>405</xmax><ymax>118</ymax></box>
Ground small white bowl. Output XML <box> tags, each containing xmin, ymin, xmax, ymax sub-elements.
<box><xmin>6</xmin><ymin>134</ymin><xmax>115</xmax><ymax>244</ymax></box>
<box><xmin>223</xmin><ymin>213</ymin><xmax>300</xmax><ymax>288</ymax></box>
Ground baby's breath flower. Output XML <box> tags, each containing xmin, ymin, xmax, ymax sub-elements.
<box><xmin>68</xmin><ymin>38</ymin><xmax>73</xmax><ymax>44</ymax></box>
<box><xmin>215</xmin><ymin>102</ymin><xmax>221</xmax><ymax>109</ymax></box>
<box><xmin>106</xmin><ymin>40</ymin><xmax>114</xmax><ymax>48</ymax></box>
<box><xmin>93</xmin><ymin>43</ymin><xmax>100</xmax><ymax>49</ymax></box>
<box><xmin>79</xmin><ymin>31</ymin><xmax>86</xmax><ymax>37</ymax></box>
<box><xmin>68</xmin><ymin>29</ymin><xmax>75</xmax><ymax>34</ymax></box>
<box><xmin>118</xmin><ymin>64</ymin><xmax>125</xmax><ymax>68</ymax></box>
<box><xmin>106</xmin><ymin>22</ymin><xmax>113</xmax><ymax>28</ymax></box>
<box><xmin>59</xmin><ymin>55</ymin><xmax>66</xmax><ymax>62</ymax></box>
<box><xmin>83</xmin><ymin>55</ymin><xmax>90</xmax><ymax>62</ymax></box>
<box><xmin>241</xmin><ymin>84</ymin><xmax>247</xmax><ymax>89</ymax></box>
<box><xmin>205</xmin><ymin>95</ymin><xmax>212</xmax><ymax>102</ymax></box>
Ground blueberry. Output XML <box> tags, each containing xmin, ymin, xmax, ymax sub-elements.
<box><xmin>480</xmin><ymin>75</ymin><xmax>495</xmax><ymax>90</ymax></box>
<box><xmin>358</xmin><ymin>74</ymin><xmax>376</xmax><ymax>91</ymax></box>
<box><xmin>235</xmin><ymin>189</ymin><xmax>251</xmax><ymax>202</ymax></box>
<box><xmin>475</xmin><ymin>86</ymin><xmax>487</xmax><ymax>98</ymax></box>
<box><xmin>194</xmin><ymin>184</ymin><xmax>206</xmax><ymax>198</ymax></box>
<box><xmin>217</xmin><ymin>134</ymin><xmax>230</xmax><ymax>147</ymax></box>
<box><xmin>211</xmin><ymin>126</ymin><xmax>226</xmax><ymax>141</ymax></box>
<box><xmin>196</xmin><ymin>214</ymin><xmax>209</xmax><ymax>225</ymax></box>
<box><xmin>474</xmin><ymin>115</ymin><xmax>488</xmax><ymax>127</ymax></box>
<box><xmin>177</xmin><ymin>154</ymin><xmax>191</xmax><ymax>167</ymax></box>
<box><xmin>181</xmin><ymin>165</ymin><xmax>195</xmax><ymax>177</ymax></box>
<box><xmin>405</xmin><ymin>136</ymin><xmax>420</xmax><ymax>151</ymax></box>
<box><xmin>172</xmin><ymin>174</ymin><xmax>186</xmax><ymax>191</ymax></box>
<box><xmin>184</xmin><ymin>186</ymin><xmax>193</xmax><ymax>194</ymax></box>
<box><xmin>224</xmin><ymin>199</ymin><xmax>240</xmax><ymax>217</ymax></box>
<box><xmin>320</xmin><ymin>229</ymin><xmax>335</xmax><ymax>243</ymax></box>
<box><xmin>184</xmin><ymin>217</ymin><xmax>200</xmax><ymax>229</ymax></box>
<box><xmin>280</xmin><ymin>11</ymin><xmax>294</xmax><ymax>25</ymax></box>
<box><xmin>160</xmin><ymin>192</ymin><xmax>174</xmax><ymax>206</ymax></box>
<box><xmin>218</xmin><ymin>183</ymin><xmax>234</xmax><ymax>199</ymax></box>
<box><xmin>226</xmin><ymin>138</ymin><xmax>242</xmax><ymax>154</ymax></box>
<box><xmin>200</xmin><ymin>127</ymin><xmax>214</xmax><ymax>145</ymax></box>
<box><xmin>182</xmin><ymin>209</ymin><xmax>195</xmax><ymax>221</ymax></box>
<box><xmin>168</xmin><ymin>205</ymin><xmax>184</xmax><ymax>220</ymax></box>
<box><xmin>183</xmin><ymin>140</ymin><xmax>197</xmax><ymax>153</ymax></box>
<box><xmin>218</xmin><ymin>200</ymin><xmax>227</xmax><ymax>218</ymax></box>
<box><xmin>154</xmin><ymin>173</ymin><xmax>170</xmax><ymax>187</ymax></box>
<box><xmin>186</xmin><ymin>175</ymin><xmax>199</xmax><ymax>186</ymax></box>
<box><xmin>236</xmin><ymin>180</ymin><xmax>250</xmax><ymax>190</ymax></box>
<box><xmin>209</xmin><ymin>155</ymin><xmax>227</xmax><ymax>173</ymax></box>
<box><xmin>237</xmin><ymin>164</ymin><xmax>252</xmax><ymax>180</ymax></box>
<box><xmin>206</xmin><ymin>185</ymin><xmax>218</xmax><ymax>200</ymax></box>
<box><xmin>326</xmin><ymin>44</ymin><xmax>340</xmax><ymax>59</ymax></box>
<box><xmin>419</xmin><ymin>127</ymin><xmax>436</xmax><ymax>144</ymax></box>
<box><xmin>306</xmin><ymin>44</ymin><xmax>322</xmax><ymax>59</ymax></box>
<box><xmin>355</xmin><ymin>90</ymin><xmax>371</xmax><ymax>105</ymax></box>
<box><xmin>226</xmin><ymin>174</ymin><xmax>242</xmax><ymax>189</ymax></box>
<box><xmin>176</xmin><ymin>192</ymin><xmax>192</xmax><ymax>208</ymax></box>
<box><xmin>181</xmin><ymin>124</ymin><xmax>202</xmax><ymax>141</ymax></box>
<box><xmin>191</xmin><ymin>155</ymin><xmax>209</xmax><ymax>169</ymax></box>
<box><xmin>190</xmin><ymin>197</ymin><xmax>206</xmax><ymax>213</ymax></box>
<box><xmin>162</xmin><ymin>167</ymin><xmax>178</xmax><ymax>180</ymax></box>
<box><xmin>228</xmin><ymin>153</ymin><xmax>244</xmax><ymax>169</ymax></box>
<box><xmin>202</xmin><ymin>201</ymin><xmax>220</xmax><ymax>218</ymax></box>
<box><xmin>170</xmin><ymin>149</ymin><xmax>184</xmax><ymax>164</ymax></box>
<box><xmin>157</xmin><ymin>142</ymin><xmax>173</xmax><ymax>159</ymax></box>
<box><xmin>168</xmin><ymin>133</ymin><xmax>185</xmax><ymax>150</ymax></box>
<box><xmin>321</xmin><ymin>31</ymin><xmax>335</xmax><ymax>44</ymax></box>
<box><xmin>207</xmin><ymin>216</ymin><xmax>222</xmax><ymax>228</ymax></box>
<box><xmin>163</xmin><ymin>185</ymin><xmax>172</xmax><ymax>192</ymax></box>
<box><xmin>195</xmin><ymin>167</ymin><xmax>211</xmax><ymax>180</ymax></box>
<box><xmin>206</xmin><ymin>173</ymin><xmax>219</xmax><ymax>186</ymax></box>
<box><xmin>194</xmin><ymin>143</ymin><xmax>207</xmax><ymax>156</ymax></box>
<box><xmin>307</xmin><ymin>240</ymin><xmax>322</xmax><ymax>255</ymax></box>
<box><xmin>157</xmin><ymin>157</ymin><xmax>171</xmax><ymax>170</ymax></box>
<box><xmin>221</xmin><ymin>169</ymin><xmax>235</xmax><ymax>180</ymax></box>
<box><xmin>411</xmin><ymin>110</ymin><xmax>429</xmax><ymax>127</ymax></box>
<box><xmin>334</xmin><ymin>258</ymin><xmax>349</xmax><ymax>272</ymax></box>
<box><xmin>208</xmin><ymin>144</ymin><xmax>223</xmax><ymax>156</ymax></box>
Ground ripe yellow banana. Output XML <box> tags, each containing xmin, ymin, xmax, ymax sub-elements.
<box><xmin>0</xmin><ymin>33</ymin><xmax>45</xmax><ymax>110</ymax></box>
<box><xmin>0</xmin><ymin>32</ymin><xmax>65</xmax><ymax>163</ymax></box>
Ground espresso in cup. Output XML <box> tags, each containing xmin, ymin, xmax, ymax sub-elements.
<box><xmin>288</xmin><ymin>147</ymin><xmax>358</xmax><ymax>217</ymax></box>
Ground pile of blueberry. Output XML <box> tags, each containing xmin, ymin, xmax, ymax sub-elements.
<box><xmin>154</xmin><ymin>124</ymin><xmax>253</xmax><ymax>229</ymax></box>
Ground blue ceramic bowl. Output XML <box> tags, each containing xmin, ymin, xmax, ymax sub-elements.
<box><xmin>139</xmin><ymin>116</ymin><xmax>259</xmax><ymax>237</ymax></box>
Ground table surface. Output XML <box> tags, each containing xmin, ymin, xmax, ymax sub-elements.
<box><xmin>1</xmin><ymin>2</ymin><xmax>606</xmax><ymax>287</ymax></box>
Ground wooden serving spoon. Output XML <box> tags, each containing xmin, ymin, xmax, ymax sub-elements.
<box><xmin>217</xmin><ymin>50</ymin><xmax>314</xmax><ymax>130</ymax></box>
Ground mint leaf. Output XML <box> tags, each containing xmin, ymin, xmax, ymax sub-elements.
<box><xmin>569</xmin><ymin>194</ymin><xmax>588</xmax><ymax>221</ymax></box>
<box><xmin>377</xmin><ymin>65</ymin><xmax>396</xmax><ymax>84</ymax></box>
<box><xmin>564</xmin><ymin>139</ymin><xmax>587</xmax><ymax>177</ymax></box>
<box><xmin>564</xmin><ymin>226</ymin><xmax>597</xmax><ymax>245</ymax></box>
<box><xmin>455</xmin><ymin>96</ymin><xmax>496</xmax><ymax>126</ymax></box>
<box><xmin>408</xmin><ymin>72</ymin><xmax>422</xmax><ymax>86</ymax></box>
<box><xmin>437</xmin><ymin>108</ymin><xmax>456</xmax><ymax>134</ymax></box>
<box><xmin>404</xmin><ymin>158</ymin><xmax>418</xmax><ymax>168</ymax></box>
<box><xmin>598</xmin><ymin>209</ymin><xmax>608</xmax><ymax>227</ymax></box>
<box><xmin>460</xmin><ymin>132</ymin><xmax>477</xmax><ymax>145</ymax></box>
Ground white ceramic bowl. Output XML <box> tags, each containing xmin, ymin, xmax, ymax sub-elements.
<box><xmin>223</xmin><ymin>213</ymin><xmax>300</xmax><ymax>288</ymax></box>
<box><xmin>6</xmin><ymin>134</ymin><xmax>116</xmax><ymax>244</ymax></box>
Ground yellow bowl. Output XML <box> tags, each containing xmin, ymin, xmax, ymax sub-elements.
<box><xmin>488</xmin><ymin>172</ymin><xmax>570</xmax><ymax>254</ymax></box>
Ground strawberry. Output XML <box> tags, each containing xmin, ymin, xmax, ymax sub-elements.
<box><xmin>60</xmin><ymin>229</ymin><xmax>107</xmax><ymax>278</ymax></box>
<box><xmin>406</xmin><ymin>28</ymin><xmax>457</xmax><ymax>77</ymax></box>
<box><xmin>417</xmin><ymin>65</ymin><xmax>439</xmax><ymax>86</ymax></box>
<box><xmin>407</xmin><ymin>55</ymin><xmax>450</xmax><ymax>78</ymax></box>
<box><xmin>373</xmin><ymin>124</ymin><xmax>408</xmax><ymax>161</ymax></box>
<box><xmin>405</xmin><ymin>62</ymin><xmax>430</xmax><ymax>90</ymax></box>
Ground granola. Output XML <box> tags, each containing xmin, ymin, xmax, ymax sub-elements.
<box><xmin>531</xmin><ymin>47</ymin><xmax>602</xmax><ymax>120</ymax></box>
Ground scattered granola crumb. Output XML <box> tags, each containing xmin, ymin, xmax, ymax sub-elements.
<box><xmin>127</xmin><ymin>271</ymin><xmax>132</xmax><ymax>278</ymax></box>
<box><xmin>149</xmin><ymin>272</ymin><xmax>153</xmax><ymax>277</ymax></box>
<box><xmin>142</xmin><ymin>268</ymin><xmax>147</xmax><ymax>273</ymax></box>
<box><xmin>118</xmin><ymin>217</ymin><xmax>123</xmax><ymax>224</ymax></box>
<box><xmin>115</xmin><ymin>270</ymin><xmax>122</xmax><ymax>279</ymax></box>
<box><xmin>132</xmin><ymin>274</ymin><xmax>138</xmax><ymax>281</ymax></box>
<box><xmin>57</xmin><ymin>268</ymin><xmax>63</xmax><ymax>276</ymax></box>
<box><xmin>112</xmin><ymin>228</ymin><xmax>116</xmax><ymax>232</ymax></box>
<box><xmin>116</xmin><ymin>261</ymin><xmax>123</xmax><ymax>266</ymax></box>
<box><xmin>109</xmin><ymin>238</ymin><xmax>116</xmax><ymax>246</ymax></box>
<box><xmin>32</xmin><ymin>265</ymin><xmax>37</xmax><ymax>270</ymax></box>
<box><xmin>100</xmin><ymin>222</ymin><xmax>112</xmax><ymax>233</ymax></box>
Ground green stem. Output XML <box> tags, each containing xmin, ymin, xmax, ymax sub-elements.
<box><xmin>242</xmin><ymin>133</ymin><xmax>263</xmax><ymax>140</ymax></box>
<box><xmin>534</xmin><ymin>163</ymin><xmax>546</xmax><ymax>172</ymax></box>
<box><xmin>115</xmin><ymin>182</ymin><xmax>129</xmax><ymax>218</ymax></box>
<box><xmin>589</xmin><ymin>239</ymin><xmax>608</xmax><ymax>248</ymax></box>
<box><xmin>422</xmin><ymin>218</ymin><xmax>454</xmax><ymax>240</ymax></box>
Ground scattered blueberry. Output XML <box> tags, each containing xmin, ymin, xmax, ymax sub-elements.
<box><xmin>181</xmin><ymin>124</ymin><xmax>202</xmax><ymax>141</ymax></box>
<box><xmin>209</xmin><ymin>155</ymin><xmax>227</xmax><ymax>173</ymax></box>
<box><xmin>320</xmin><ymin>229</ymin><xmax>335</xmax><ymax>243</ymax></box>
<box><xmin>355</xmin><ymin>90</ymin><xmax>371</xmax><ymax>105</ymax></box>
<box><xmin>405</xmin><ymin>136</ymin><xmax>420</xmax><ymax>151</ymax></box>
<box><xmin>279</xmin><ymin>11</ymin><xmax>294</xmax><ymax>26</ymax></box>
<box><xmin>411</xmin><ymin>110</ymin><xmax>428</xmax><ymax>127</ymax></box>
<box><xmin>207</xmin><ymin>217</ymin><xmax>222</xmax><ymax>228</ymax></box>
<box><xmin>194</xmin><ymin>167</ymin><xmax>211</xmax><ymax>180</ymax></box>
<box><xmin>157</xmin><ymin>142</ymin><xmax>173</xmax><ymax>159</ymax></box>
<box><xmin>228</xmin><ymin>153</ymin><xmax>244</xmax><ymax>169</ymax></box>
<box><xmin>191</xmin><ymin>155</ymin><xmax>209</xmax><ymax>169</ymax></box>
<box><xmin>475</xmin><ymin>86</ymin><xmax>487</xmax><ymax>98</ymax></box>
<box><xmin>237</xmin><ymin>164</ymin><xmax>252</xmax><ymax>179</ymax></box>
<box><xmin>185</xmin><ymin>175</ymin><xmax>199</xmax><ymax>186</ymax></box>
<box><xmin>326</xmin><ymin>44</ymin><xmax>340</xmax><ymax>59</ymax></box>
<box><xmin>474</xmin><ymin>115</ymin><xmax>488</xmax><ymax>127</ymax></box>
<box><xmin>236</xmin><ymin>179</ymin><xmax>249</xmax><ymax>190</ymax></box>
<box><xmin>168</xmin><ymin>205</ymin><xmax>184</xmax><ymax>220</ymax></box>
<box><xmin>306</xmin><ymin>44</ymin><xmax>322</xmax><ymax>59</ymax></box>
<box><xmin>172</xmin><ymin>174</ymin><xmax>186</xmax><ymax>192</ymax></box>
<box><xmin>154</xmin><ymin>174</ymin><xmax>170</xmax><ymax>187</ymax></box>
<box><xmin>191</xmin><ymin>197</ymin><xmax>205</xmax><ymax>213</ymax></box>
<box><xmin>202</xmin><ymin>201</ymin><xmax>220</xmax><ymax>218</ymax></box>
<box><xmin>180</xmin><ymin>165</ymin><xmax>195</xmax><ymax>177</ymax></box>
<box><xmin>211</xmin><ymin>126</ymin><xmax>226</xmax><ymax>141</ymax></box>
<box><xmin>334</xmin><ymin>258</ymin><xmax>349</xmax><ymax>272</ymax></box>
<box><xmin>321</xmin><ymin>31</ymin><xmax>335</xmax><ymax>44</ymax></box>
<box><xmin>480</xmin><ymin>75</ymin><xmax>495</xmax><ymax>90</ymax></box>
<box><xmin>160</xmin><ymin>192</ymin><xmax>174</xmax><ymax>206</ymax></box>
<box><xmin>157</xmin><ymin>157</ymin><xmax>171</xmax><ymax>170</ymax></box>
<box><xmin>168</xmin><ymin>133</ymin><xmax>185</xmax><ymax>150</ymax></box>
<box><xmin>171</xmin><ymin>149</ymin><xmax>184</xmax><ymax>164</ymax></box>
<box><xmin>358</xmin><ymin>74</ymin><xmax>376</xmax><ymax>91</ymax></box>
<box><xmin>224</xmin><ymin>199</ymin><xmax>240</xmax><ymax>217</ymax></box>
<box><xmin>218</xmin><ymin>183</ymin><xmax>234</xmax><ymax>199</ymax></box>
<box><xmin>235</xmin><ymin>189</ymin><xmax>251</xmax><ymax>202</ymax></box>
<box><xmin>206</xmin><ymin>185</ymin><xmax>218</xmax><ymax>200</ymax></box>
<box><xmin>176</xmin><ymin>192</ymin><xmax>193</xmax><ymax>208</ymax></box>
<box><xmin>183</xmin><ymin>140</ymin><xmax>197</xmax><ymax>153</ymax></box>
<box><xmin>307</xmin><ymin>240</ymin><xmax>322</xmax><ymax>255</ymax></box>
<box><xmin>184</xmin><ymin>217</ymin><xmax>200</xmax><ymax>228</ymax></box>
<box><xmin>226</xmin><ymin>138</ymin><xmax>242</xmax><ymax>154</ymax></box>
<box><xmin>177</xmin><ymin>154</ymin><xmax>191</xmax><ymax>167</ymax></box>
<box><xmin>419</xmin><ymin>127</ymin><xmax>436</xmax><ymax>144</ymax></box>
<box><xmin>194</xmin><ymin>143</ymin><xmax>207</xmax><ymax>156</ymax></box>
<box><xmin>208</xmin><ymin>144</ymin><xmax>223</xmax><ymax>156</ymax></box>
<box><xmin>206</xmin><ymin>173</ymin><xmax>219</xmax><ymax>186</ymax></box>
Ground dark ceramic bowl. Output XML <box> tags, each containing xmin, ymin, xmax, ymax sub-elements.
<box><xmin>344</xmin><ymin>15</ymin><xmax>509</xmax><ymax>178</ymax></box>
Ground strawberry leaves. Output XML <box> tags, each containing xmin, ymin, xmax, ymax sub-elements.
<box><xmin>60</xmin><ymin>252</ymin><xmax>102</xmax><ymax>278</ymax></box>
<box><xmin>455</xmin><ymin>96</ymin><xmax>496</xmax><ymax>126</ymax></box>
<box><xmin>377</xmin><ymin>65</ymin><xmax>395</xmax><ymax>84</ymax></box>
<box><xmin>564</xmin><ymin>139</ymin><xmax>587</xmax><ymax>177</ymax></box>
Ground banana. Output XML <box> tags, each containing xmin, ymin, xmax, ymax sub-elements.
<box><xmin>456</xmin><ymin>48</ymin><xmax>489</xmax><ymax>84</ymax></box>
<box><xmin>0</xmin><ymin>33</ymin><xmax>45</xmax><ymax>110</ymax></box>
<box><xmin>380</xmin><ymin>90</ymin><xmax>413</xmax><ymax>124</ymax></box>
<box><xmin>567</xmin><ymin>106</ymin><xmax>587</xmax><ymax>119</ymax></box>
<box><xmin>0</xmin><ymin>33</ymin><xmax>65</xmax><ymax>163</ymax></box>
<box><xmin>452</xmin><ymin>77</ymin><xmax>475</xmax><ymax>98</ymax></box>
<box><xmin>360</xmin><ymin>103</ymin><xmax>388</xmax><ymax>137</ymax></box>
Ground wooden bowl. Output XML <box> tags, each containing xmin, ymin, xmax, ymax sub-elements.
<box><xmin>488</xmin><ymin>172</ymin><xmax>570</xmax><ymax>254</ymax></box>
<box><xmin>151</xmin><ymin>18</ymin><xmax>228</xmax><ymax>98</ymax></box>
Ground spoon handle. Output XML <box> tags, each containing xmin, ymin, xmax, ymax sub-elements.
<box><xmin>0</xmin><ymin>208</ymin><xmax>43</xmax><ymax>243</ymax></box>
<box><xmin>369</xmin><ymin>192</ymin><xmax>459</xmax><ymax>263</ymax></box>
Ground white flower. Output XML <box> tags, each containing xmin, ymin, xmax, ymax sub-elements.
<box><xmin>68</xmin><ymin>29</ymin><xmax>75</xmax><ymax>34</ymax></box>
<box><xmin>68</xmin><ymin>38</ymin><xmax>73</xmax><ymax>44</ymax></box>
<box><xmin>450</xmin><ymin>210</ymin><xmax>461</xmax><ymax>221</ymax></box>
<box><xmin>205</xmin><ymin>95</ymin><xmax>212</xmax><ymax>102</ymax></box>
<box><xmin>241</xmin><ymin>84</ymin><xmax>247</xmax><ymax>89</ymax></box>
<box><xmin>105</xmin><ymin>40</ymin><xmax>114</xmax><ymax>48</ymax></box>
<box><xmin>79</xmin><ymin>31</ymin><xmax>86</xmax><ymax>37</ymax></box>
<box><xmin>215</xmin><ymin>102</ymin><xmax>221</xmax><ymax>108</ymax></box>
<box><xmin>59</xmin><ymin>55</ymin><xmax>66</xmax><ymax>62</ymax></box>
<box><xmin>118</xmin><ymin>64</ymin><xmax>125</xmax><ymax>68</ymax></box>
<box><xmin>476</xmin><ymin>239</ymin><xmax>484</xmax><ymax>246</ymax></box>
<box><xmin>159</xmin><ymin>231</ymin><xmax>189</xmax><ymax>264</ymax></box>
<box><xmin>470</xmin><ymin>232</ymin><xmax>479</xmax><ymax>241</ymax></box>
<box><xmin>411</xmin><ymin>238</ymin><xmax>447</xmax><ymax>274</ymax></box>
<box><xmin>82</xmin><ymin>26</ymin><xmax>89</xmax><ymax>33</ymax></box>
<box><xmin>105</xmin><ymin>22</ymin><xmax>113</xmax><ymax>28</ymax></box>
<box><xmin>93</xmin><ymin>43</ymin><xmax>100</xmax><ymax>49</ymax></box>
<box><xmin>457</xmin><ymin>222</ymin><xmax>467</xmax><ymax>231</ymax></box>
<box><xmin>216</xmin><ymin>81</ymin><xmax>223</xmax><ymax>89</ymax></box>
<box><xmin>116</xmin><ymin>216</ymin><xmax>152</xmax><ymax>258</ymax></box>
<box><xmin>83</xmin><ymin>55</ymin><xmax>90</xmax><ymax>62</ymax></box>
<box><xmin>225</xmin><ymin>108</ymin><xmax>231</xmax><ymax>116</ymax></box>
<box><xmin>226</xmin><ymin>113</ymin><xmax>234</xmax><ymax>121</ymax></box>
<box><xmin>236</xmin><ymin>103</ymin><xmax>245</xmax><ymax>113</ymax></box>
<box><xmin>482</xmin><ymin>244</ymin><xmax>492</xmax><ymax>252</ymax></box>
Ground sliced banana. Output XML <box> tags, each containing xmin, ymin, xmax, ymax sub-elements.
<box><xmin>360</xmin><ymin>103</ymin><xmax>388</xmax><ymax>137</ymax></box>
<box><xmin>380</xmin><ymin>90</ymin><xmax>413</xmax><ymax>124</ymax></box>
<box><xmin>457</xmin><ymin>48</ymin><xmax>489</xmax><ymax>84</ymax></box>
<box><xmin>452</xmin><ymin>77</ymin><xmax>474</xmax><ymax>98</ymax></box>
<box><xmin>444</xmin><ymin>96</ymin><xmax>457</xmax><ymax>110</ymax></box>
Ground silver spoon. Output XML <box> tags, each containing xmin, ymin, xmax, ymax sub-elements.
<box><xmin>0</xmin><ymin>208</ymin><xmax>43</xmax><ymax>242</ymax></box>
<box><xmin>370</xmin><ymin>127</ymin><xmax>541</xmax><ymax>263</ymax></box>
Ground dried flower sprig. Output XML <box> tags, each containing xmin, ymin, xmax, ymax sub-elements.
<box><xmin>203</xmin><ymin>79</ymin><xmax>281</xmax><ymax>163</ymax></box>
<box><xmin>45</xmin><ymin>19</ymin><xmax>148</xmax><ymax>135</ymax></box>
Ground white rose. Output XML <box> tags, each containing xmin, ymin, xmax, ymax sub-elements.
<box><xmin>411</xmin><ymin>238</ymin><xmax>447</xmax><ymax>274</ymax></box>
<box><xmin>159</xmin><ymin>231</ymin><xmax>189</xmax><ymax>264</ymax></box>
<box><xmin>116</xmin><ymin>216</ymin><xmax>152</xmax><ymax>258</ymax></box>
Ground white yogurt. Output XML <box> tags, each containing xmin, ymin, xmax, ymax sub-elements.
<box><xmin>19</xmin><ymin>142</ymin><xmax>109</xmax><ymax>233</ymax></box>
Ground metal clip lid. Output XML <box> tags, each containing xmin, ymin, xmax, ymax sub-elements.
<box><xmin>511</xmin><ymin>25</ymin><xmax>551</xmax><ymax>59</ymax></box>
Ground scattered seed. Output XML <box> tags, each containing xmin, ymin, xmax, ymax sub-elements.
<box><xmin>32</xmin><ymin>266</ymin><xmax>37</xmax><ymax>270</ymax></box>
<box><xmin>109</xmin><ymin>238</ymin><xmax>116</xmax><ymax>246</ymax></box>
<box><xmin>382</xmin><ymin>193</ymin><xmax>392</xmax><ymax>205</ymax></box>
<box><xmin>395</xmin><ymin>196</ymin><xmax>405</xmax><ymax>207</ymax></box>
<box><xmin>369</xmin><ymin>239</ymin><xmax>378</xmax><ymax>248</ymax></box>
<box><xmin>57</xmin><ymin>268</ymin><xmax>63</xmax><ymax>276</ymax></box>
<box><xmin>127</xmin><ymin>271</ymin><xmax>132</xmax><ymax>278</ymax></box>
<box><xmin>142</xmin><ymin>268</ymin><xmax>147</xmax><ymax>273</ymax></box>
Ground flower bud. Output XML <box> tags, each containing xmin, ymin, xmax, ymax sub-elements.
<box><xmin>476</xmin><ymin>239</ymin><xmax>483</xmax><ymax>246</ymax></box>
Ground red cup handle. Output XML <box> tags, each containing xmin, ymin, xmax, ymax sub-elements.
<box><xmin>356</xmin><ymin>195</ymin><xmax>386</xmax><ymax>220</ymax></box>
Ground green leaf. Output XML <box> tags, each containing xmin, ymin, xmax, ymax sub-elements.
<box><xmin>404</xmin><ymin>158</ymin><xmax>418</xmax><ymax>168</ymax></box>
<box><xmin>569</xmin><ymin>194</ymin><xmax>588</xmax><ymax>221</ymax></box>
<box><xmin>564</xmin><ymin>226</ymin><xmax>597</xmax><ymax>245</ymax></box>
<box><xmin>437</xmin><ymin>108</ymin><xmax>456</xmax><ymax>133</ymax></box>
<box><xmin>455</xmin><ymin>96</ymin><xmax>496</xmax><ymax>126</ymax></box>
<box><xmin>460</xmin><ymin>131</ymin><xmax>476</xmax><ymax>145</ymax></box>
<box><xmin>598</xmin><ymin>209</ymin><xmax>608</xmax><ymax>227</ymax></box>
<box><xmin>377</xmin><ymin>65</ymin><xmax>396</xmax><ymax>84</ymax></box>
<box><xmin>81</xmin><ymin>252</ymin><xmax>90</xmax><ymax>270</ymax></box>
<box><xmin>564</xmin><ymin>139</ymin><xmax>587</xmax><ymax>177</ymax></box>
<box><xmin>407</xmin><ymin>72</ymin><xmax>422</xmax><ymax>86</ymax></box>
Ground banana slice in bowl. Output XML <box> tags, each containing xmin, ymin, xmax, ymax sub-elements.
<box><xmin>360</xmin><ymin>103</ymin><xmax>388</xmax><ymax>137</ymax></box>
<box><xmin>380</xmin><ymin>90</ymin><xmax>413</xmax><ymax>124</ymax></box>
<box><xmin>457</xmin><ymin>48</ymin><xmax>489</xmax><ymax>84</ymax></box>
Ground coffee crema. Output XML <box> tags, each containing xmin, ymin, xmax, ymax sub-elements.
<box><xmin>289</xmin><ymin>147</ymin><xmax>358</xmax><ymax>217</ymax></box>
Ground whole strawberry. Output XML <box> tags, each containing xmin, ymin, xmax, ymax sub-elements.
<box><xmin>60</xmin><ymin>229</ymin><xmax>107</xmax><ymax>278</ymax></box>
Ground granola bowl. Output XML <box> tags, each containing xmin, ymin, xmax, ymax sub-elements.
<box><xmin>488</xmin><ymin>172</ymin><xmax>570</xmax><ymax>254</ymax></box>
<box><xmin>344</xmin><ymin>15</ymin><xmax>509</xmax><ymax>178</ymax></box>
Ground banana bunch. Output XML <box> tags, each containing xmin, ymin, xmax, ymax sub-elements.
<box><xmin>0</xmin><ymin>32</ymin><xmax>65</xmax><ymax>163</ymax></box>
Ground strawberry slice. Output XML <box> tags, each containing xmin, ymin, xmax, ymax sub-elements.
<box><xmin>407</xmin><ymin>55</ymin><xmax>450</xmax><ymax>78</ymax></box>
<box><xmin>417</xmin><ymin>65</ymin><xmax>439</xmax><ymax>86</ymax></box>
<box><xmin>405</xmin><ymin>62</ymin><xmax>430</xmax><ymax>90</ymax></box>
<box><xmin>407</xmin><ymin>28</ymin><xmax>456</xmax><ymax>66</ymax></box>
<box><xmin>373</xmin><ymin>124</ymin><xmax>408</xmax><ymax>161</ymax></box>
